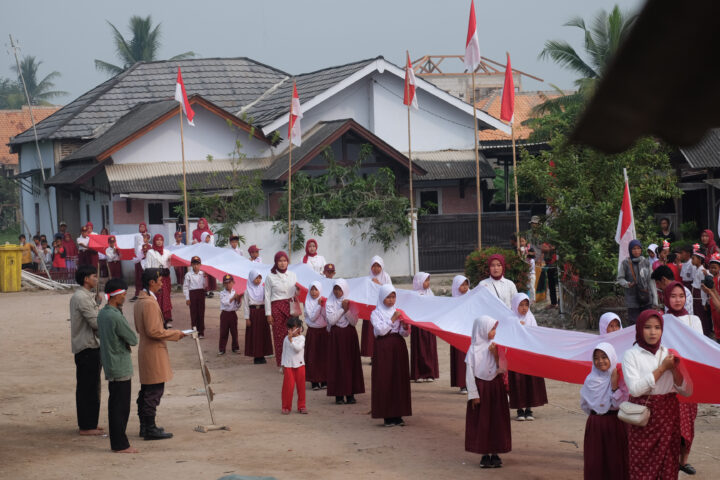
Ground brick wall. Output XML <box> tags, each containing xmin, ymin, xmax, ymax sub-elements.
<box><xmin>112</xmin><ymin>199</ymin><xmax>145</xmax><ymax>224</ymax></box>
<box><xmin>441</xmin><ymin>185</ymin><xmax>477</xmax><ymax>214</ymax></box>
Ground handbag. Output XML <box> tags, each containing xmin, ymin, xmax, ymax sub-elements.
<box><xmin>618</xmin><ymin>349</ymin><xmax>663</xmax><ymax>427</ymax></box>
<box><xmin>289</xmin><ymin>296</ymin><xmax>302</xmax><ymax>317</ymax></box>
<box><xmin>628</xmin><ymin>260</ymin><xmax>651</xmax><ymax>305</ymax></box>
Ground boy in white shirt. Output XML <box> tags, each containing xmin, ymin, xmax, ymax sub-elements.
<box><xmin>218</xmin><ymin>274</ymin><xmax>242</xmax><ymax>355</ymax></box>
<box><xmin>281</xmin><ymin>316</ymin><xmax>307</xmax><ymax>415</ymax></box>
<box><xmin>228</xmin><ymin>235</ymin><xmax>244</xmax><ymax>256</ymax></box>
<box><xmin>182</xmin><ymin>256</ymin><xmax>206</xmax><ymax>338</ymax></box>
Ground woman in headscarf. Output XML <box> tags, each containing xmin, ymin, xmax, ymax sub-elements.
<box><xmin>700</xmin><ymin>229</ymin><xmax>718</xmax><ymax>260</ymax></box>
<box><xmin>622</xmin><ymin>309</ymin><xmax>691</xmax><ymax>479</ymax></box>
<box><xmin>302</xmin><ymin>239</ymin><xmax>326</xmax><ymax>275</ymax></box>
<box><xmin>464</xmin><ymin>316</ymin><xmax>511</xmax><ymax>469</ymax></box>
<box><xmin>507</xmin><ymin>293</ymin><xmax>547</xmax><ymax>421</ymax></box>
<box><xmin>371</xmin><ymin>284</ymin><xmax>412</xmax><ymax>427</ymax></box>
<box><xmin>598</xmin><ymin>312</ymin><xmax>623</xmax><ymax>335</ymax></box>
<box><xmin>450</xmin><ymin>274</ymin><xmax>471</xmax><ymax>393</ymax></box>
<box><xmin>479</xmin><ymin>254</ymin><xmax>518</xmax><ymax>309</ymax></box>
<box><xmin>264</xmin><ymin>251</ymin><xmax>298</xmax><ymax>368</ymax></box>
<box><xmin>409</xmin><ymin>272</ymin><xmax>439</xmax><ymax>382</ymax></box>
<box><xmin>243</xmin><ymin>269</ymin><xmax>274</xmax><ymax>364</ymax></box>
<box><xmin>192</xmin><ymin>218</ymin><xmax>212</xmax><ymax>244</ymax></box>
<box><xmin>617</xmin><ymin>239</ymin><xmax>653</xmax><ymax>325</ymax></box>
<box><xmin>580</xmin><ymin>342</ymin><xmax>629</xmax><ymax>480</ymax></box>
<box><xmin>362</xmin><ymin>255</ymin><xmax>393</xmax><ymax>358</ymax></box>
<box><xmin>325</xmin><ymin>279</ymin><xmax>364</xmax><ymax>405</ymax></box>
<box><xmin>144</xmin><ymin>234</ymin><xmax>174</xmax><ymax>327</ymax></box>
<box><xmin>304</xmin><ymin>280</ymin><xmax>329</xmax><ymax>390</ymax></box>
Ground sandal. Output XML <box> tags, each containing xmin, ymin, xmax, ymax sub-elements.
<box><xmin>679</xmin><ymin>463</ymin><xmax>696</xmax><ymax>475</ymax></box>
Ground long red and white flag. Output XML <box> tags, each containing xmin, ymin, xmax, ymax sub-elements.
<box><xmin>615</xmin><ymin>168</ymin><xmax>636</xmax><ymax>272</ymax></box>
<box><xmin>464</xmin><ymin>1</ymin><xmax>481</xmax><ymax>72</ymax></box>
<box><xmin>289</xmin><ymin>82</ymin><xmax>303</xmax><ymax>147</ymax></box>
<box><xmin>174</xmin><ymin>67</ymin><xmax>195</xmax><ymax>126</ymax></box>
<box><xmin>403</xmin><ymin>51</ymin><xmax>418</xmax><ymax>110</ymax></box>
<box><xmin>500</xmin><ymin>52</ymin><xmax>515</xmax><ymax>123</ymax></box>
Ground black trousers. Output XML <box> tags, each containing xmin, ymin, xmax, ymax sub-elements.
<box><xmin>74</xmin><ymin>348</ymin><xmax>101</xmax><ymax>430</ymax></box>
<box><xmin>108</xmin><ymin>380</ymin><xmax>131</xmax><ymax>451</ymax></box>
<box><xmin>547</xmin><ymin>266</ymin><xmax>558</xmax><ymax>305</ymax></box>
<box><xmin>137</xmin><ymin>383</ymin><xmax>165</xmax><ymax>418</ymax></box>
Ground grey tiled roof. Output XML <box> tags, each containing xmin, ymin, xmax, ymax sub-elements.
<box><xmin>44</xmin><ymin>161</ymin><xmax>106</xmax><ymax>186</ymax></box>
<box><xmin>411</xmin><ymin>150</ymin><xmax>496</xmax><ymax>180</ymax></box>
<box><xmin>681</xmin><ymin>129</ymin><xmax>720</xmax><ymax>169</ymax></box>
<box><xmin>11</xmin><ymin>58</ymin><xmax>289</xmax><ymax>145</ymax></box>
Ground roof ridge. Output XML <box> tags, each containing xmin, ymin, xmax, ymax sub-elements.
<box><xmin>130</xmin><ymin>56</ymin><xmax>292</xmax><ymax>76</ymax></box>
<box><xmin>296</xmin><ymin>56</ymin><xmax>383</xmax><ymax>77</ymax></box>
<box><xmin>238</xmin><ymin>75</ymin><xmax>291</xmax><ymax>116</ymax></box>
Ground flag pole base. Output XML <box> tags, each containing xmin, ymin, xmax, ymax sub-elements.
<box><xmin>194</xmin><ymin>424</ymin><xmax>230</xmax><ymax>433</ymax></box>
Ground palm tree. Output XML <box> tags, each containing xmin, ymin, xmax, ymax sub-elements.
<box><xmin>534</xmin><ymin>5</ymin><xmax>637</xmax><ymax>113</ymax></box>
<box><xmin>10</xmin><ymin>56</ymin><xmax>67</xmax><ymax>105</ymax></box>
<box><xmin>94</xmin><ymin>15</ymin><xmax>196</xmax><ymax>76</ymax></box>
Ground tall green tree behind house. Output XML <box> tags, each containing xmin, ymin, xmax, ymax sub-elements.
<box><xmin>94</xmin><ymin>15</ymin><xmax>196</xmax><ymax>76</ymax></box>
<box><xmin>8</xmin><ymin>56</ymin><xmax>66</xmax><ymax>106</ymax></box>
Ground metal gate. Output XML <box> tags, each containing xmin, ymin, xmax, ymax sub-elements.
<box><xmin>417</xmin><ymin>211</ymin><xmax>531</xmax><ymax>273</ymax></box>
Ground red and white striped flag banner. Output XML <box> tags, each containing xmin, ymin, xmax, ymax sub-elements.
<box><xmin>403</xmin><ymin>51</ymin><xmax>418</xmax><ymax>110</ymax></box>
<box><xmin>289</xmin><ymin>82</ymin><xmax>303</xmax><ymax>147</ymax></box>
<box><xmin>464</xmin><ymin>1</ymin><xmax>481</xmax><ymax>72</ymax></box>
<box><xmin>615</xmin><ymin>168</ymin><xmax>636</xmax><ymax>272</ymax></box>
<box><xmin>174</xmin><ymin>67</ymin><xmax>195</xmax><ymax>126</ymax></box>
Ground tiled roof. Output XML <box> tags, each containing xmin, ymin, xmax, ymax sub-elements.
<box><xmin>680</xmin><ymin>129</ymin><xmax>720</xmax><ymax>169</ymax></box>
<box><xmin>411</xmin><ymin>150</ymin><xmax>495</xmax><ymax>180</ymax></box>
<box><xmin>476</xmin><ymin>90</ymin><xmax>571</xmax><ymax>141</ymax></box>
<box><xmin>44</xmin><ymin>161</ymin><xmax>106</xmax><ymax>186</ymax></box>
<box><xmin>0</xmin><ymin>106</ymin><xmax>59</xmax><ymax>164</ymax></box>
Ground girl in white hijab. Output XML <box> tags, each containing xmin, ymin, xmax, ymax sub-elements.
<box><xmin>452</xmin><ymin>274</ymin><xmax>470</xmax><ymax>298</ymax></box>
<box><xmin>511</xmin><ymin>293</ymin><xmax>537</xmax><ymax>327</ymax></box>
<box><xmin>464</xmin><ymin>316</ymin><xmax>511</xmax><ymax>468</ymax></box>
<box><xmin>243</xmin><ymin>269</ymin><xmax>273</xmax><ymax>364</ymax></box>
<box><xmin>410</xmin><ymin>272</ymin><xmax>439</xmax><ymax>382</ymax></box>
<box><xmin>304</xmin><ymin>281</ymin><xmax>329</xmax><ymax>390</ymax></box>
<box><xmin>450</xmin><ymin>274</ymin><xmax>471</xmax><ymax>392</ymax></box>
<box><xmin>363</xmin><ymin>256</ymin><xmax>392</xmax><ymax>358</ymax></box>
<box><xmin>580</xmin><ymin>342</ymin><xmax>629</xmax><ymax>479</ymax></box>
<box><xmin>598</xmin><ymin>312</ymin><xmax>623</xmax><ymax>335</ymax></box>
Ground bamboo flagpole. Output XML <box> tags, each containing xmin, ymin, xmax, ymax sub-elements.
<box><xmin>511</xmin><ymin>123</ymin><xmax>520</xmax><ymax>254</ymax></box>
<box><xmin>175</xmin><ymin>68</ymin><xmax>195</xmax><ymax>242</ymax></box>
<box><xmin>472</xmin><ymin>72</ymin><xmax>482</xmax><ymax>250</ymax></box>
<box><xmin>465</xmin><ymin>1</ymin><xmax>483</xmax><ymax>250</ymax></box>
<box><xmin>288</xmin><ymin>82</ymin><xmax>303</xmax><ymax>256</ymax></box>
<box><xmin>288</xmin><ymin>141</ymin><xmax>293</xmax><ymax>255</ymax></box>
<box><xmin>404</xmin><ymin>51</ymin><xmax>418</xmax><ymax>275</ymax></box>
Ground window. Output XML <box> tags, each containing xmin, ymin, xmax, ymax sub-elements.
<box><xmin>34</xmin><ymin>203</ymin><xmax>40</xmax><ymax>234</ymax></box>
<box><xmin>86</xmin><ymin>204</ymin><xmax>90</xmax><ymax>225</ymax></box>
<box><xmin>126</xmin><ymin>198</ymin><xmax>132</xmax><ymax>213</ymax></box>
<box><xmin>419</xmin><ymin>190</ymin><xmax>439</xmax><ymax>215</ymax></box>
<box><xmin>148</xmin><ymin>202</ymin><xmax>164</xmax><ymax>225</ymax></box>
<box><xmin>168</xmin><ymin>202</ymin><xmax>182</xmax><ymax>220</ymax></box>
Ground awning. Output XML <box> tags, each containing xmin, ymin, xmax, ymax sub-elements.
<box><xmin>411</xmin><ymin>150</ymin><xmax>495</xmax><ymax>181</ymax></box>
<box><xmin>44</xmin><ymin>162</ymin><xmax>106</xmax><ymax>187</ymax></box>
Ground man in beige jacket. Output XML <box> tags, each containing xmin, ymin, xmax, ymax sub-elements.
<box><xmin>134</xmin><ymin>268</ymin><xmax>185</xmax><ymax>440</ymax></box>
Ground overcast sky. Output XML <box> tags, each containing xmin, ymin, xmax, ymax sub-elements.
<box><xmin>0</xmin><ymin>0</ymin><xmax>645</xmax><ymax>104</ymax></box>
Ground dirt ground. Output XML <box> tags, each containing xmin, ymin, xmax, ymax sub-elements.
<box><xmin>1</xmin><ymin>289</ymin><xmax>719</xmax><ymax>480</ymax></box>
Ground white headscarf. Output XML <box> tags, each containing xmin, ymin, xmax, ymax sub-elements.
<box><xmin>246</xmin><ymin>269</ymin><xmax>264</xmax><ymax>303</ymax></box>
<box><xmin>452</xmin><ymin>275</ymin><xmax>469</xmax><ymax>297</ymax></box>
<box><xmin>465</xmin><ymin>315</ymin><xmax>499</xmax><ymax>381</ymax></box>
<box><xmin>369</xmin><ymin>255</ymin><xmax>392</xmax><ymax>285</ymax></box>
<box><xmin>200</xmin><ymin>232</ymin><xmax>210</xmax><ymax>242</ymax></box>
<box><xmin>598</xmin><ymin>312</ymin><xmax>622</xmax><ymax>335</ymax></box>
<box><xmin>305</xmin><ymin>280</ymin><xmax>323</xmax><ymax>320</ymax></box>
<box><xmin>647</xmin><ymin>243</ymin><xmax>658</xmax><ymax>257</ymax></box>
<box><xmin>511</xmin><ymin>292</ymin><xmax>537</xmax><ymax>327</ymax></box>
<box><xmin>580</xmin><ymin>342</ymin><xmax>618</xmax><ymax>415</ymax></box>
<box><xmin>325</xmin><ymin>278</ymin><xmax>349</xmax><ymax>326</ymax></box>
<box><xmin>374</xmin><ymin>284</ymin><xmax>397</xmax><ymax>322</ymax></box>
<box><xmin>412</xmin><ymin>272</ymin><xmax>433</xmax><ymax>296</ymax></box>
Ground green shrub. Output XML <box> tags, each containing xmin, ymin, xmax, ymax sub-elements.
<box><xmin>465</xmin><ymin>247</ymin><xmax>530</xmax><ymax>292</ymax></box>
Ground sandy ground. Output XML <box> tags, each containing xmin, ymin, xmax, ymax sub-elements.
<box><xmin>1</xmin><ymin>289</ymin><xmax>719</xmax><ymax>480</ymax></box>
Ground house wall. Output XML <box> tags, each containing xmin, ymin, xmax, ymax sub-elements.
<box><xmin>112</xmin><ymin>198</ymin><xmax>145</xmax><ymax>225</ymax></box>
<box><xmin>18</xmin><ymin>141</ymin><xmax>57</xmax><ymax>237</ymax></box>
<box><xmin>441</xmin><ymin>185</ymin><xmax>478</xmax><ymax>214</ymax></box>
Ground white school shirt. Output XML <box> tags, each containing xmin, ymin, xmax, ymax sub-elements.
<box><xmin>183</xmin><ymin>270</ymin><xmax>205</xmax><ymax>299</ymax></box>
<box><xmin>228</xmin><ymin>245</ymin><xmax>244</xmax><ymax>256</ymax></box>
<box><xmin>105</xmin><ymin>247</ymin><xmax>120</xmax><ymax>262</ymax></box>
<box><xmin>281</xmin><ymin>335</ymin><xmax>305</xmax><ymax>368</ymax></box>
<box><xmin>680</xmin><ymin>261</ymin><xmax>695</xmax><ymax>283</ymax></box>
<box><xmin>305</xmin><ymin>255</ymin><xmax>326</xmax><ymax>275</ymax></box>
<box><xmin>251</xmin><ymin>256</ymin><xmax>263</xmax><ymax>263</ymax></box>
<box><xmin>692</xmin><ymin>266</ymin><xmax>709</xmax><ymax>305</ymax></box>
<box><xmin>326</xmin><ymin>301</ymin><xmax>358</xmax><ymax>328</ymax></box>
<box><xmin>76</xmin><ymin>236</ymin><xmax>89</xmax><ymax>252</ymax></box>
<box><xmin>622</xmin><ymin>345</ymin><xmax>690</xmax><ymax>398</ymax></box>
<box><xmin>263</xmin><ymin>270</ymin><xmax>298</xmax><ymax>312</ymax></box>
<box><xmin>145</xmin><ymin>249</ymin><xmax>172</xmax><ymax>269</ymax></box>
<box><xmin>242</xmin><ymin>290</ymin><xmax>265</xmax><ymax>319</ymax></box>
<box><xmin>304</xmin><ymin>297</ymin><xmax>327</xmax><ymax>328</ymax></box>
<box><xmin>219</xmin><ymin>289</ymin><xmax>241</xmax><ymax>312</ymax></box>
<box><xmin>370</xmin><ymin>309</ymin><xmax>409</xmax><ymax>337</ymax></box>
<box><xmin>133</xmin><ymin>244</ymin><xmax>146</xmax><ymax>264</ymax></box>
<box><xmin>479</xmin><ymin>277</ymin><xmax>518</xmax><ymax>309</ymax></box>
<box><xmin>662</xmin><ymin>286</ymin><xmax>693</xmax><ymax>316</ymax></box>
<box><xmin>667</xmin><ymin>314</ymin><xmax>704</xmax><ymax>335</ymax></box>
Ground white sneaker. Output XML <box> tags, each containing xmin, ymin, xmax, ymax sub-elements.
<box><xmin>426</xmin><ymin>378</ymin><xmax>435</xmax><ymax>383</ymax></box>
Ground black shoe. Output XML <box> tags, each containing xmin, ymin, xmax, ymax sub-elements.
<box><xmin>312</xmin><ymin>383</ymin><xmax>320</xmax><ymax>391</ymax></box>
<box><xmin>335</xmin><ymin>396</ymin><xmax>345</xmax><ymax>405</ymax></box>
<box><xmin>253</xmin><ymin>358</ymin><xmax>263</xmax><ymax>364</ymax></box>
<box><xmin>524</xmin><ymin>408</ymin><xmax>534</xmax><ymax>421</ymax></box>
<box><xmin>480</xmin><ymin>455</ymin><xmax>491</xmax><ymax>468</ymax></box>
<box><xmin>143</xmin><ymin>417</ymin><xmax>172</xmax><ymax>440</ymax></box>
<box><xmin>383</xmin><ymin>419</ymin><xmax>395</xmax><ymax>427</ymax></box>
<box><xmin>346</xmin><ymin>395</ymin><xmax>356</xmax><ymax>404</ymax></box>
<box><xmin>320</xmin><ymin>382</ymin><xmax>327</xmax><ymax>389</ymax></box>
<box><xmin>679</xmin><ymin>464</ymin><xmax>696</xmax><ymax>475</ymax></box>
<box><xmin>394</xmin><ymin>417</ymin><xmax>405</xmax><ymax>426</ymax></box>
<box><xmin>490</xmin><ymin>454</ymin><xmax>502</xmax><ymax>468</ymax></box>
<box><xmin>138</xmin><ymin>416</ymin><xmax>163</xmax><ymax>437</ymax></box>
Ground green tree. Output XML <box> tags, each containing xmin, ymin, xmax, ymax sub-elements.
<box><xmin>0</xmin><ymin>77</ymin><xmax>24</xmax><ymax>109</ymax></box>
<box><xmin>9</xmin><ymin>56</ymin><xmax>67</xmax><ymax>105</ymax></box>
<box><xmin>94</xmin><ymin>15</ymin><xmax>196</xmax><ymax>76</ymax></box>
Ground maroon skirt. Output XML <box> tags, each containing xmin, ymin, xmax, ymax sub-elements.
<box><xmin>628</xmin><ymin>393</ymin><xmax>680</xmax><ymax>480</ymax></box>
<box><xmin>99</xmin><ymin>259</ymin><xmax>108</xmax><ymax>278</ymax></box>
<box><xmin>304</xmin><ymin>326</ymin><xmax>329</xmax><ymax>383</ymax></box>
<box><xmin>133</xmin><ymin>262</ymin><xmax>143</xmax><ymax>295</ymax></box>
<box><xmin>679</xmin><ymin>402</ymin><xmax>698</xmax><ymax>451</ymax></box>
<box><xmin>87</xmin><ymin>250</ymin><xmax>98</xmax><ymax>268</ymax></box>
<box><xmin>108</xmin><ymin>261</ymin><xmax>122</xmax><ymax>279</ymax></box>
<box><xmin>583</xmin><ymin>411</ymin><xmax>629</xmax><ymax>480</ymax></box>
<box><xmin>174</xmin><ymin>266</ymin><xmax>186</xmax><ymax>286</ymax></box>
<box><xmin>245</xmin><ymin>306</ymin><xmax>273</xmax><ymax>358</ymax></box>
<box><xmin>371</xmin><ymin>333</ymin><xmax>412</xmax><ymax>419</ymax></box>
<box><xmin>508</xmin><ymin>371</ymin><xmax>548</xmax><ymax>409</ymax></box>
<box><xmin>271</xmin><ymin>299</ymin><xmax>291</xmax><ymax>367</ymax></box>
<box><xmin>326</xmin><ymin>325</ymin><xmax>365</xmax><ymax>397</ymax></box>
<box><xmin>360</xmin><ymin>320</ymin><xmax>374</xmax><ymax>357</ymax></box>
<box><xmin>410</xmin><ymin>326</ymin><xmax>439</xmax><ymax>380</ymax></box>
<box><xmin>465</xmin><ymin>375</ymin><xmax>511</xmax><ymax>454</ymax></box>
<box><xmin>450</xmin><ymin>346</ymin><xmax>467</xmax><ymax>388</ymax></box>
<box><xmin>157</xmin><ymin>275</ymin><xmax>173</xmax><ymax>320</ymax></box>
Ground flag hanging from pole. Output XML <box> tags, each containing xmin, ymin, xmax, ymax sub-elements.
<box><xmin>289</xmin><ymin>82</ymin><xmax>303</xmax><ymax>147</ymax></box>
<box><xmin>500</xmin><ymin>53</ymin><xmax>515</xmax><ymax>123</ymax></box>
<box><xmin>615</xmin><ymin>170</ymin><xmax>636</xmax><ymax>272</ymax></box>
<box><xmin>464</xmin><ymin>1</ymin><xmax>481</xmax><ymax>72</ymax></box>
<box><xmin>403</xmin><ymin>52</ymin><xmax>418</xmax><ymax>110</ymax></box>
<box><xmin>174</xmin><ymin>67</ymin><xmax>195</xmax><ymax>126</ymax></box>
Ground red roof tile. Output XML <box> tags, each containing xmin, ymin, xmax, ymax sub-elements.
<box><xmin>477</xmin><ymin>91</ymin><xmax>570</xmax><ymax>141</ymax></box>
<box><xmin>0</xmin><ymin>106</ymin><xmax>60</xmax><ymax>165</ymax></box>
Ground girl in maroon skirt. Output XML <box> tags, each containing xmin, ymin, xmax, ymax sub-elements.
<box><xmin>622</xmin><ymin>309</ymin><xmax>691</xmax><ymax>480</ymax></box>
<box><xmin>265</xmin><ymin>251</ymin><xmax>298</xmax><ymax>369</ymax></box>
<box><xmin>580</xmin><ymin>342</ymin><xmax>629</xmax><ymax>480</ymax></box>
<box><xmin>304</xmin><ymin>281</ymin><xmax>328</xmax><ymax>389</ymax></box>
<box><xmin>371</xmin><ymin>284</ymin><xmax>412</xmax><ymax>426</ymax></box>
<box><xmin>450</xmin><ymin>275</ymin><xmax>470</xmax><ymax>393</ymax></box>
<box><xmin>244</xmin><ymin>269</ymin><xmax>273</xmax><ymax>364</ymax></box>
<box><xmin>508</xmin><ymin>293</ymin><xmax>547</xmax><ymax>421</ymax></box>
<box><xmin>410</xmin><ymin>272</ymin><xmax>439</xmax><ymax>382</ymax></box>
<box><xmin>325</xmin><ymin>279</ymin><xmax>364</xmax><ymax>404</ymax></box>
<box><xmin>105</xmin><ymin>236</ymin><xmax>123</xmax><ymax>279</ymax></box>
<box><xmin>363</xmin><ymin>255</ymin><xmax>392</xmax><ymax>358</ymax></box>
<box><xmin>145</xmin><ymin>234</ymin><xmax>174</xmax><ymax>327</ymax></box>
<box><xmin>465</xmin><ymin>315</ymin><xmax>511</xmax><ymax>468</ymax></box>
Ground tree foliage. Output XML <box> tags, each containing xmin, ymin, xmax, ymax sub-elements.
<box><xmin>11</xmin><ymin>56</ymin><xmax>67</xmax><ymax>105</ymax></box>
<box><xmin>0</xmin><ymin>175</ymin><xmax>19</xmax><ymax>231</ymax></box>
<box><xmin>273</xmin><ymin>144</ymin><xmax>411</xmax><ymax>252</ymax></box>
<box><xmin>95</xmin><ymin>15</ymin><xmax>196</xmax><ymax>76</ymax></box>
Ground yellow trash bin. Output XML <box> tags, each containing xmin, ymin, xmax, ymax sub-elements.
<box><xmin>0</xmin><ymin>244</ymin><xmax>23</xmax><ymax>292</ymax></box>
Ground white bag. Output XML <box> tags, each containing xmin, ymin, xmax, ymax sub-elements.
<box><xmin>618</xmin><ymin>401</ymin><xmax>650</xmax><ymax>427</ymax></box>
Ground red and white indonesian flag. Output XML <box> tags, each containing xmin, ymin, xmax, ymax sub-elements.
<box><xmin>500</xmin><ymin>52</ymin><xmax>515</xmax><ymax>124</ymax></box>
<box><xmin>175</xmin><ymin>67</ymin><xmax>195</xmax><ymax>126</ymax></box>
<box><xmin>615</xmin><ymin>169</ymin><xmax>636</xmax><ymax>272</ymax></box>
<box><xmin>464</xmin><ymin>1</ymin><xmax>481</xmax><ymax>72</ymax></box>
<box><xmin>403</xmin><ymin>52</ymin><xmax>418</xmax><ymax>110</ymax></box>
<box><xmin>289</xmin><ymin>82</ymin><xmax>303</xmax><ymax>147</ymax></box>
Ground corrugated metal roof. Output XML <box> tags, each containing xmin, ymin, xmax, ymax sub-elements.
<box><xmin>411</xmin><ymin>150</ymin><xmax>495</xmax><ymax>180</ymax></box>
<box><xmin>680</xmin><ymin>129</ymin><xmax>720</xmax><ymax>169</ymax></box>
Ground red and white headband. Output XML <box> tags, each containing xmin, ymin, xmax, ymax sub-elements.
<box><xmin>105</xmin><ymin>289</ymin><xmax>126</xmax><ymax>301</ymax></box>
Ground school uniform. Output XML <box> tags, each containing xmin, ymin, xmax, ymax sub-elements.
<box><xmin>145</xmin><ymin>246</ymin><xmax>173</xmax><ymax>322</ymax></box>
<box><xmin>479</xmin><ymin>276</ymin><xmax>518</xmax><ymax>309</ymax></box>
<box><xmin>183</xmin><ymin>269</ymin><xmax>206</xmax><ymax>335</ymax></box>
<box><xmin>105</xmin><ymin>246</ymin><xmax>122</xmax><ymax>279</ymax></box>
<box><xmin>410</xmin><ymin>272</ymin><xmax>439</xmax><ymax>381</ymax></box>
<box><xmin>691</xmin><ymin>265</ymin><xmax>711</xmax><ymax>335</ymax></box>
<box><xmin>325</xmin><ymin>279</ymin><xmax>365</xmax><ymax>398</ymax></box>
<box><xmin>680</xmin><ymin>260</ymin><xmax>695</xmax><ymax>290</ymax></box>
<box><xmin>170</xmin><ymin>241</ymin><xmax>186</xmax><ymax>284</ymax></box>
<box><xmin>228</xmin><ymin>245</ymin><xmax>244</xmax><ymax>256</ymax></box>
<box><xmin>281</xmin><ymin>334</ymin><xmax>307</xmax><ymax>411</ymax></box>
<box><xmin>264</xmin><ymin>266</ymin><xmax>298</xmax><ymax>367</ymax></box>
<box><xmin>219</xmin><ymin>288</ymin><xmax>241</xmax><ymax>353</ymax></box>
<box><xmin>450</xmin><ymin>275</ymin><xmax>469</xmax><ymax>389</ymax></box>
<box><xmin>132</xmin><ymin>244</ymin><xmax>146</xmax><ymax>296</ymax></box>
<box><xmin>243</xmin><ymin>270</ymin><xmax>273</xmax><ymax>360</ymax></box>
<box><xmin>98</xmin><ymin>250</ymin><xmax>109</xmax><ymax>278</ymax></box>
<box><xmin>304</xmin><ymin>281</ymin><xmax>329</xmax><ymax>384</ymax></box>
<box><xmin>304</xmin><ymin>254</ymin><xmax>326</xmax><ymax>275</ymax></box>
<box><xmin>363</xmin><ymin>255</ymin><xmax>392</xmax><ymax>357</ymax></box>
<box><xmin>370</xmin><ymin>285</ymin><xmax>412</xmax><ymax>421</ymax></box>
